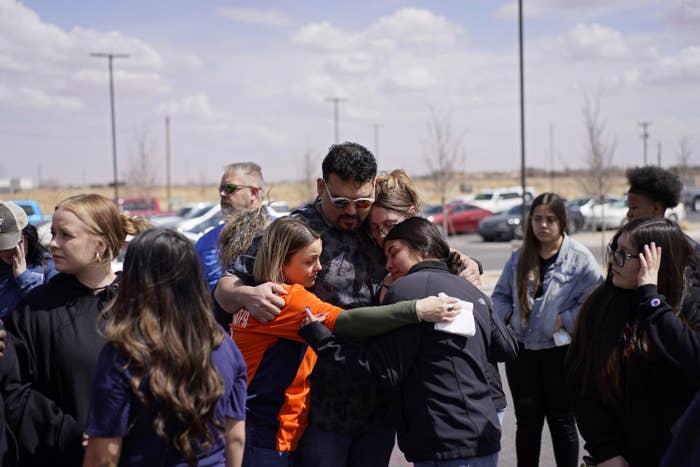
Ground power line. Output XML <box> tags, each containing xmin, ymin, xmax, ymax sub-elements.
<box><xmin>90</xmin><ymin>52</ymin><xmax>130</xmax><ymax>202</ymax></box>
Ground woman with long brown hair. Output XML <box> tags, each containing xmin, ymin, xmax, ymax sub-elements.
<box><xmin>83</xmin><ymin>229</ymin><xmax>246</xmax><ymax>466</ymax></box>
<box><xmin>567</xmin><ymin>217</ymin><xmax>700</xmax><ymax>467</ymax></box>
<box><xmin>6</xmin><ymin>193</ymin><xmax>148</xmax><ymax>466</ymax></box>
<box><xmin>492</xmin><ymin>192</ymin><xmax>602</xmax><ymax>467</ymax></box>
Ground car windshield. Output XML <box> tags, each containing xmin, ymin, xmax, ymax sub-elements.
<box><xmin>423</xmin><ymin>205</ymin><xmax>443</xmax><ymax>215</ymax></box>
<box><xmin>474</xmin><ymin>193</ymin><xmax>494</xmax><ymax>201</ymax></box>
<box><xmin>189</xmin><ymin>205</ymin><xmax>214</xmax><ymax>218</ymax></box>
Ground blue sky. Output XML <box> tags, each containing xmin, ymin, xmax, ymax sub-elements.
<box><xmin>2</xmin><ymin>0</ymin><xmax>699</xmax><ymax>186</ymax></box>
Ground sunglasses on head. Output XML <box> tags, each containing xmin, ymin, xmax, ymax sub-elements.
<box><xmin>606</xmin><ymin>243</ymin><xmax>639</xmax><ymax>268</ymax></box>
<box><xmin>323</xmin><ymin>181</ymin><xmax>375</xmax><ymax>209</ymax></box>
<box><xmin>219</xmin><ymin>183</ymin><xmax>257</xmax><ymax>194</ymax></box>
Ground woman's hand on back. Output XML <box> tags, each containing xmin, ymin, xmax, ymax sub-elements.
<box><xmin>415</xmin><ymin>295</ymin><xmax>461</xmax><ymax>322</ymax></box>
<box><xmin>637</xmin><ymin>242</ymin><xmax>661</xmax><ymax>288</ymax></box>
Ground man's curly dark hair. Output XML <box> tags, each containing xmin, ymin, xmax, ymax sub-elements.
<box><xmin>626</xmin><ymin>166</ymin><xmax>682</xmax><ymax>208</ymax></box>
<box><xmin>322</xmin><ymin>142</ymin><xmax>377</xmax><ymax>183</ymax></box>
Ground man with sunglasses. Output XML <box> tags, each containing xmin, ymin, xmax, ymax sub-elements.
<box><xmin>216</xmin><ymin>142</ymin><xmax>483</xmax><ymax>467</ymax></box>
<box><xmin>195</xmin><ymin>162</ymin><xmax>265</xmax><ymax>292</ymax></box>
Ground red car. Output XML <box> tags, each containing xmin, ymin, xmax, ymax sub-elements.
<box><xmin>117</xmin><ymin>197</ymin><xmax>162</xmax><ymax>217</ymax></box>
<box><xmin>427</xmin><ymin>202</ymin><xmax>493</xmax><ymax>235</ymax></box>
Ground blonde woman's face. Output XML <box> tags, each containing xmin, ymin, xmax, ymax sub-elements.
<box><xmin>49</xmin><ymin>208</ymin><xmax>105</xmax><ymax>274</ymax></box>
<box><xmin>282</xmin><ymin>238</ymin><xmax>323</xmax><ymax>288</ymax></box>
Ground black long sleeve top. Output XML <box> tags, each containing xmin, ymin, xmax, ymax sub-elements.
<box><xmin>5</xmin><ymin>273</ymin><xmax>117</xmax><ymax>466</ymax></box>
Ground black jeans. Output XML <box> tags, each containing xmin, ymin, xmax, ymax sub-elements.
<box><xmin>505</xmin><ymin>344</ymin><xmax>579</xmax><ymax>467</ymax></box>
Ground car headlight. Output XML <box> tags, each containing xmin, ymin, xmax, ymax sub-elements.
<box><xmin>507</xmin><ymin>218</ymin><xmax>520</xmax><ymax>225</ymax></box>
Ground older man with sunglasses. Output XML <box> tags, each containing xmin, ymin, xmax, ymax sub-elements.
<box><xmin>195</xmin><ymin>162</ymin><xmax>265</xmax><ymax>292</ymax></box>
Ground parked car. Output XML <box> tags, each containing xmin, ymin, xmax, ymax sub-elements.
<box><xmin>150</xmin><ymin>202</ymin><xmax>216</xmax><ymax>226</ymax></box>
<box><xmin>454</xmin><ymin>186</ymin><xmax>535</xmax><ymax>214</ymax></box>
<box><xmin>682</xmin><ymin>186</ymin><xmax>700</xmax><ymax>212</ymax></box>
<box><xmin>580</xmin><ymin>197</ymin><xmax>627</xmax><ymax>230</ymax></box>
<box><xmin>428</xmin><ymin>202</ymin><xmax>493</xmax><ymax>235</ymax></box>
<box><xmin>478</xmin><ymin>202</ymin><xmax>586</xmax><ymax>242</ymax></box>
<box><xmin>117</xmin><ymin>197</ymin><xmax>161</xmax><ymax>217</ymax></box>
<box><xmin>9</xmin><ymin>200</ymin><xmax>50</xmax><ymax>224</ymax></box>
<box><xmin>477</xmin><ymin>204</ymin><xmax>528</xmax><ymax>241</ymax></box>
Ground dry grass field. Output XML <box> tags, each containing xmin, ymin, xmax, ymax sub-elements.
<box><xmin>6</xmin><ymin>172</ymin><xmax>697</xmax><ymax>215</ymax></box>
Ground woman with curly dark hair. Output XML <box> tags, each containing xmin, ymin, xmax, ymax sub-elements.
<box><xmin>83</xmin><ymin>228</ymin><xmax>247</xmax><ymax>467</ymax></box>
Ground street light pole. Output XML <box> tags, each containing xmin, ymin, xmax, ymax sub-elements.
<box><xmin>518</xmin><ymin>0</ymin><xmax>527</xmax><ymax>221</ymax></box>
<box><xmin>165</xmin><ymin>116</ymin><xmax>172</xmax><ymax>212</ymax></box>
<box><xmin>91</xmin><ymin>52</ymin><xmax>129</xmax><ymax>202</ymax></box>
<box><xmin>371</xmin><ymin>123</ymin><xmax>382</xmax><ymax>158</ymax></box>
<box><xmin>549</xmin><ymin>123</ymin><xmax>555</xmax><ymax>192</ymax></box>
<box><xmin>325</xmin><ymin>97</ymin><xmax>346</xmax><ymax>144</ymax></box>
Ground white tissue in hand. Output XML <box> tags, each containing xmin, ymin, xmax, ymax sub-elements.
<box><xmin>434</xmin><ymin>299</ymin><xmax>476</xmax><ymax>337</ymax></box>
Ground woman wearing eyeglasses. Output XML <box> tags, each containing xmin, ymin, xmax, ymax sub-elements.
<box><xmin>567</xmin><ymin>217</ymin><xmax>700</xmax><ymax>467</ymax></box>
<box><xmin>491</xmin><ymin>192</ymin><xmax>602</xmax><ymax>467</ymax></box>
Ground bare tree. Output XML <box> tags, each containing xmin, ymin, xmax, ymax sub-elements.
<box><xmin>578</xmin><ymin>97</ymin><xmax>617</xmax><ymax>255</ymax></box>
<box><xmin>578</xmin><ymin>97</ymin><xmax>616</xmax><ymax>203</ymax></box>
<box><xmin>125</xmin><ymin>127</ymin><xmax>158</xmax><ymax>197</ymax></box>
<box><xmin>676</xmin><ymin>137</ymin><xmax>694</xmax><ymax>187</ymax></box>
<box><xmin>423</xmin><ymin>108</ymin><xmax>466</xmax><ymax>234</ymax></box>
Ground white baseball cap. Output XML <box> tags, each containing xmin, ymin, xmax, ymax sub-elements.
<box><xmin>0</xmin><ymin>201</ymin><xmax>29</xmax><ymax>250</ymax></box>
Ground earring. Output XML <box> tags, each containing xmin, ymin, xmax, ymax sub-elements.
<box><xmin>94</xmin><ymin>251</ymin><xmax>102</xmax><ymax>263</ymax></box>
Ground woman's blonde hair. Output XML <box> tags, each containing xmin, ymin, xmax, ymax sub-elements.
<box><xmin>55</xmin><ymin>194</ymin><xmax>150</xmax><ymax>263</ymax></box>
<box><xmin>104</xmin><ymin>229</ymin><xmax>225</xmax><ymax>465</ymax></box>
<box><xmin>218</xmin><ymin>207</ymin><xmax>269</xmax><ymax>270</ymax></box>
<box><xmin>374</xmin><ymin>169</ymin><xmax>421</xmax><ymax>215</ymax></box>
<box><xmin>253</xmin><ymin>216</ymin><xmax>320</xmax><ymax>284</ymax></box>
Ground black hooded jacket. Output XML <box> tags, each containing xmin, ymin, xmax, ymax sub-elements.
<box><xmin>5</xmin><ymin>272</ymin><xmax>118</xmax><ymax>466</ymax></box>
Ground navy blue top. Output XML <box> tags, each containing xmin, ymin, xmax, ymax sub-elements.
<box><xmin>86</xmin><ymin>337</ymin><xmax>247</xmax><ymax>466</ymax></box>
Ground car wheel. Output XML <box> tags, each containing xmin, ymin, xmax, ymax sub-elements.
<box><xmin>514</xmin><ymin>225</ymin><xmax>524</xmax><ymax>240</ymax></box>
<box><xmin>567</xmin><ymin>219</ymin><xmax>578</xmax><ymax>234</ymax></box>
<box><xmin>694</xmin><ymin>197</ymin><xmax>700</xmax><ymax>212</ymax></box>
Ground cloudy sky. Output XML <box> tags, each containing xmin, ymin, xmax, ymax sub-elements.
<box><xmin>1</xmin><ymin>0</ymin><xmax>698</xmax><ymax>186</ymax></box>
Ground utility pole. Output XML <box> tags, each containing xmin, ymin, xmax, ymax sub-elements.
<box><xmin>518</xmin><ymin>0</ymin><xmax>527</xmax><ymax>221</ymax></box>
<box><xmin>165</xmin><ymin>116</ymin><xmax>172</xmax><ymax>212</ymax></box>
<box><xmin>371</xmin><ymin>123</ymin><xmax>382</xmax><ymax>158</ymax></box>
<box><xmin>639</xmin><ymin>121</ymin><xmax>651</xmax><ymax>165</ymax></box>
<box><xmin>90</xmin><ymin>52</ymin><xmax>129</xmax><ymax>202</ymax></box>
<box><xmin>657</xmin><ymin>141</ymin><xmax>662</xmax><ymax>167</ymax></box>
<box><xmin>325</xmin><ymin>97</ymin><xmax>346</xmax><ymax>144</ymax></box>
<box><xmin>548</xmin><ymin>123</ymin><xmax>555</xmax><ymax>192</ymax></box>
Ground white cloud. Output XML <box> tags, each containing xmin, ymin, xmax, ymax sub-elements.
<box><xmin>235</xmin><ymin>123</ymin><xmax>286</xmax><ymax>146</ymax></box>
<box><xmin>496</xmin><ymin>0</ymin><xmax>644</xmax><ymax>19</ymax></box>
<box><xmin>642</xmin><ymin>45</ymin><xmax>700</xmax><ymax>85</ymax></box>
<box><xmin>0</xmin><ymin>83</ymin><xmax>84</xmax><ymax>110</ymax></box>
<box><xmin>559</xmin><ymin>23</ymin><xmax>632</xmax><ymax>60</ymax></box>
<box><xmin>157</xmin><ymin>93</ymin><xmax>232</xmax><ymax>120</ymax></box>
<box><xmin>664</xmin><ymin>0</ymin><xmax>700</xmax><ymax>27</ymax></box>
<box><xmin>217</xmin><ymin>6</ymin><xmax>294</xmax><ymax>27</ymax></box>
<box><xmin>0</xmin><ymin>0</ymin><xmax>165</xmax><ymax>91</ymax></box>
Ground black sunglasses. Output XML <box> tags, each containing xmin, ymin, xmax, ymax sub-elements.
<box><xmin>219</xmin><ymin>183</ymin><xmax>257</xmax><ymax>195</ymax></box>
<box><xmin>606</xmin><ymin>243</ymin><xmax>639</xmax><ymax>268</ymax></box>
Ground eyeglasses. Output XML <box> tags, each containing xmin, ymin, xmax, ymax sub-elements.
<box><xmin>219</xmin><ymin>183</ymin><xmax>257</xmax><ymax>195</ymax></box>
<box><xmin>369</xmin><ymin>220</ymin><xmax>399</xmax><ymax>237</ymax></box>
<box><xmin>322</xmin><ymin>181</ymin><xmax>375</xmax><ymax>209</ymax></box>
<box><xmin>607</xmin><ymin>244</ymin><xmax>639</xmax><ymax>268</ymax></box>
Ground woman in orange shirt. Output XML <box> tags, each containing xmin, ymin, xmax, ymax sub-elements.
<box><xmin>231</xmin><ymin>216</ymin><xmax>458</xmax><ymax>467</ymax></box>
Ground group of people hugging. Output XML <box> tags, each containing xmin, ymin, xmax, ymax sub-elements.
<box><xmin>0</xmin><ymin>142</ymin><xmax>699</xmax><ymax>467</ymax></box>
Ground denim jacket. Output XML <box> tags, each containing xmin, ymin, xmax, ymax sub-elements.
<box><xmin>0</xmin><ymin>258</ymin><xmax>57</xmax><ymax>319</ymax></box>
<box><xmin>492</xmin><ymin>235</ymin><xmax>602</xmax><ymax>350</ymax></box>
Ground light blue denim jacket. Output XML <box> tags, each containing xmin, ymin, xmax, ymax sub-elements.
<box><xmin>492</xmin><ymin>235</ymin><xmax>603</xmax><ymax>350</ymax></box>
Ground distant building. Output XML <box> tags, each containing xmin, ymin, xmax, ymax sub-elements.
<box><xmin>0</xmin><ymin>177</ymin><xmax>34</xmax><ymax>193</ymax></box>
